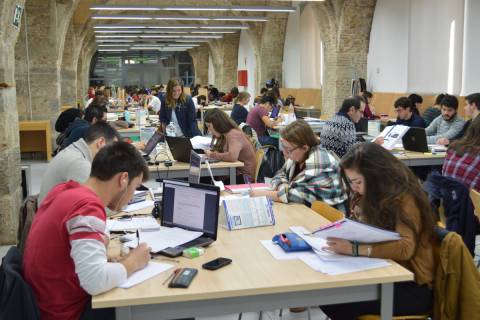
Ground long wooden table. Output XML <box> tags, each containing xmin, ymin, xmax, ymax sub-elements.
<box><xmin>19</xmin><ymin>120</ymin><xmax>53</xmax><ymax>161</ymax></box>
<box><xmin>93</xmin><ymin>202</ymin><xmax>413</xmax><ymax>320</ymax></box>
<box><xmin>395</xmin><ymin>150</ymin><xmax>445</xmax><ymax>167</ymax></box>
<box><xmin>148</xmin><ymin>161</ymin><xmax>244</xmax><ymax>184</ymax></box>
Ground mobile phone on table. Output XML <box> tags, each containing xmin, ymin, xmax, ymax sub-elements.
<box><xmin>202</xmin><ymin>257</ymin><xmax>232</xmax><ymax>270</ymax></box>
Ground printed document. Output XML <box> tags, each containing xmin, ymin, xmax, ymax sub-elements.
<box><xmin>119</xmin><ymin>262</ymin><xmax>174</xmax><ymax>289</ymax></box>
<box><xmin>220</xmin><ymin>196</ymin><xmax>274</xmax><ymax>230</ymax></box>
<box><xmin>124</xmin><ymin>227</ymin><xmax>203</xmax><ymax>253</ymax></box>
<box><xmin>107</xmin><ymin>216</ymin><xmax>159</xmax><ymax>232</ymax></box>
<box><xmin>379</xmin><ymin>125</ymin><xmax>409</xmax><ymax>150</ymax></box>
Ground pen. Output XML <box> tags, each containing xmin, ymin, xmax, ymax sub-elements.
<box><xmin>162</xmin><ymin>268</ymin><xmax>180</xmax><ymax>285</ymax></box>
<box><xmin>136</xmin><ymin>230</ymin><xmax>140</xmax><ymax>247</ymax></box>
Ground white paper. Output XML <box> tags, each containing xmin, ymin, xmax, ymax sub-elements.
<box><xmin>222</xmin><ymin>196</ymin><xmax>274</xmax><ymax>230</ymax></box>
<box><xmin>124</xmin><ymin>227</ymin><xmax>203</xmax><ymax>253</ymax></box>
<box><xmin>379</xmin><ymin>125</ymin><xmax>410</xmax><ymax>150</ymax></box>
<box><xmin>260</xmin><ymin>240</ymin><xmax>316</xmax><ymax>260</ymax></box>
<box><xmin>172</xmin><ymin>185</ymin><xmax>206</xmax><ymax>229</ymax></box>
<box><xmin>300</xmin><ymin>254</ymin><xmax>390</xmax><ymax>275</ymax></box>
<box><xmin>308</xmin><ymin>219</ymin><xmax>401</xmax><ymax>243</ymax></box>
<box><xmin>119</xmin><ymin>262</ymin><xmax>174</xmax><ymax>289</ymax></box>
<box><xmin>190</xmin><ymin>136</ymin><xmax>212</xmax><ymax>150</ymax></box>
<box><xmin>107</xmin><ymin>216</ymin><xmax>160</xmax><ymax>232</ymax></box>
<box><xmin>122</xmin><ymin>200</ymin><xmax>155</xmax><ymax>213</ymax></box>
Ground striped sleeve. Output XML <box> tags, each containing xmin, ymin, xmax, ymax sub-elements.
<box><xmin>65</xmin><ymin>203</ymin><xmax>106</xmax><ymax>243</ymax></box>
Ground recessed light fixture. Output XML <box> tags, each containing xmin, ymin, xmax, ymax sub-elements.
<box><xmin>90</xmin><ymin>5</ymin><xmax>295</xmax><ymax>13</ymax></box>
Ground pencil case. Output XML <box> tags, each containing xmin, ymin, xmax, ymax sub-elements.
<box><xmin>272</xmin><ymin>232</ymin><xmax>312</xmax><ymax>252</ymax></box>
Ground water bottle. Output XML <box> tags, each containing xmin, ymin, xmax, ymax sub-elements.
<box><xmin>124</xmin><ymin>108</ymin><xmax>130</xmax><ymax>122</ymax></box>
<box><xmin>166</xmin><ymin>121</ymin><xmax>176</xmax><ymax>137</ymax></box>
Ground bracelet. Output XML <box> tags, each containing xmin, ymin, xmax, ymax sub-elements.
<box><xmin>351</xmin><ymin>241</ymin><xmax>359</xmax><ymax>257</ymax></box>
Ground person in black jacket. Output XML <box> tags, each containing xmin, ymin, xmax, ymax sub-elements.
<box><xmin>393</xmin><ymin>97</ymin><xmax>426</xmax><ymax>128</ymax></box>
<box><xmin>230</xmin><ymin>91</ymin><xmax>251</xmax><ymax>125</ymax></box>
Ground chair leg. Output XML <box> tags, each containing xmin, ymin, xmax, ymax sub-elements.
<box><xmin>279</xmin><ymin>309</ymin><xmax>283</xmax><ymax>318</ymax></box>
<box><xmin>238</xmin><ymin>313</ymin><xmax>242</xmax><ymax>320</ymax></box>
<box><xmin>258</xmin><ymin>311</ymin><xmax>263</xmax><ymax>320</ymax></box>
<box><xmin>307</xmin><ymin>307</ymin><xmax>311</xmax><ymax>320</ymax></box>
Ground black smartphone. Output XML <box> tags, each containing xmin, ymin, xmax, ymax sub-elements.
<box><xmin>202</xmin><ymin>257</ymin><xmax>232</xmax><ymax>270</ymax></box>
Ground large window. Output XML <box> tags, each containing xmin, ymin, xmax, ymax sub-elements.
<box><xmin>90</xmin><ymin>51</ymin><xmax>194</xmax><ymax>87</ymax></box>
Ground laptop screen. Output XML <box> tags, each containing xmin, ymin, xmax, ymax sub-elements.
<box><xmin>161</xmin><ymin>180</ymin><xmax>219</xmax><ymax>239</ymax></box>
<box><xmin>143</xmin><ymin>131</ymin><xmax>163</xmax><ymax>156</ymax></box>
<box><xmin>270</xmin><ymin>106</ymin><xmax>280</xmax><ymax>118</ymax></box>
<box><xmin>188</xmin><ymin>150</ymin><xmax>201</xmax><ymax>183</ymax></box>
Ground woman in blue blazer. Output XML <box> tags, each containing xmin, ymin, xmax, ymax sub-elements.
<box><xmin>159</xmin><ymin>79</ymin><xmax>201</xmax><ymax>137</ymax></box>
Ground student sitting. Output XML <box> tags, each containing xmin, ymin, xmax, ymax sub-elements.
<box><xmin>449</xmin><ymin>92</ymin><xmax>480</xmax><ymax>142</ymax></box>
<box><xmin>408</xmin><ymin>93</ymin><xmax>423</xmax><ymax>115</ymax></box>
<box><xmin>422</xmin><ymin>93</ymin><xmax>444</xmax><ymax>127</ymax></box>
<box><xmin>392</xmin><ymin>97</ymin><xmax>426</xmax><ymax>128</ymax></box>
<box><xmin>442</xmin><ymin>115</ymin><xmax>480</xmax><ymax>192</ymax></box>
<box><xmin>425</xmin><ymin>94</ymin><xmax>464</xmax><ymax>144</ymax></box>
<box><xmin>361</xmin><ymin>91</ymin><xmax>377</xmax><ymax>119</ymax></box>
<box><xmin>204</xmin><ymin>109</ymin><xmax>256</xmax><ymax>183</ymax></box>
<box><xmin>38</xmin><ymin>122</ymin><xmax>120</xmax><ymax>206</ymax></box>
<box><xmin>321</xmin><ymin>142</ymin><xmax>435</xmax><ymax>319</ymax></box>
<box><xmin>230</xmin><ymin>91</ymin><xmax>251</xmax><ymax>125</ymax></box>
<box><xmin>320</xmin><ymin>97</ymin><xmax>364</xmax><ymax>158</ymax></box>
<box><xmin>221</xmin><ymin>86</ymin><xmax>239</xmax><ymax>103</ymax></box>
<box><xmin>63</xmin><ymin>100</ymin><xmax>108</xmax><ymax>148</ymax></box>
<box><xmin>250</xmin><ymin>120</ymin><xmax>347</xmax><ymax>210</ymax></box>
<box><xmin>23</xmin><ymin>142</ymin><xmax>151</xmax><ymax>320</ymax></box>
<box><xmin>246</xmin><ymin>94</ymin><xmax>283</xmax><ymax>147</ymax></box>
<box><xmin>159</xmin><ymin>79</ymin><xmax>201</xmax><ymax>137</ymax></box>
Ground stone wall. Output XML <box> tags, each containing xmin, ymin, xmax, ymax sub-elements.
<box><xmin>208</xmin><ymin>33</ymin><xmax>240</xmax><ymax>93</ymax></box>
<box><xmin>188</xmin><ymin>44</ymin><xmax>209</xmax><ymax>86</ymax></box>
<box><xmin>0</xmin><ymin>0</ymin><xmax>26</xmax><ymax>244</ymax></box>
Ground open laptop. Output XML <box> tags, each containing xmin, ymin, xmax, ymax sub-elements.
<box><xmin>142</xmin><ymin>131</ymin><xmax>163</xmax><ymax>161</ymax></box>
<box><xmin>165</xmin><ymin>136</ymin><xmax>218</xmax><ymax>163</ymax></box>
<box><xmin>159</xmin><ymin>179</ymin><xmax>220</xmax><ymax>257</ymax></box>
<box><xmin>402</xmin><ymin>127</ymin><xmax>429</xmax><ymax>152</ymax></box>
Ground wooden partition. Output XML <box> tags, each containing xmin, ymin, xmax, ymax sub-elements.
<box><xmin>279</xmin><ymin>88</ymin><xmax>322</xmax><ymax>110</ymax></box>
<box><xmin>183</xmin><ymin>87</ymin><xmax>191</xmax><ymax>95</ymax></box>
<box><xmin>372</xmin><ymin>93</ymin><xmax>466</xmax><ymax>119</ymax></box>
<box><xmin>19</xmin><ymin>120</ymin><xmax>52</xmax><ymax>161</ymax></box>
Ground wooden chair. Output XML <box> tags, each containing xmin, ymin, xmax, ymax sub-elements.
<box><xmin>469</xmin><ymin>188</ymin><xmax>480</xmax><ymax>267</ymax></box>
<box><xmin>310</xmin><ymin>201</ymin><xmax>344</xmax><ymax>222</ymax></box>
<box><xmin>254</xmin><ymin>148</ymin><xmax>265</xmax><ymax>182</ymax></box>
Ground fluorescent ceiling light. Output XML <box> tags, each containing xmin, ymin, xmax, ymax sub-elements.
<box><xmin>90</xmin><ymin>5</ymin><xmax>294</xmax><ymax>13</ymax></box>
<box><xmin>174</xmin><ymin>39</ymin><xmax>210</xmax><ymax>42</ymax></box>
<box><xmin>168</xmin><ymin>44</ymin><xmax>200</xmax><ymax>47</ymax></box>
<box><xmin>95</xmin><ymin>39</ymin><xmax>135</xmax><ymax>42</ymax></box>
<box><xmin>95</xmin><ymin>35</ymin><xmax>138</xmax><ymax>38</ymax></box>
<box><xmin>97</xmin><ymin>44</ymin><xmax>131</xmax><ymax>47</ymax></box>
<box><xmin>92</xmin><ymin>15</ymin><xmax>267</xmax><ymax>22</ymax></box>
<box><xmin>191</xmin><ymin>30</ymin><xmax>235</xmax><ymax>34</ymax></box>
<box><xmin>94</xmin><ymin>30</ymin><xmax>230</xmax><ymax>34</ymax></box>
<box><xmin>140</xmin><ymin>35</ymin><xmax>222</xmax><ymax>39</ymax></box>
<box><xmin>93</xmin><ymin>24</ymin><xmax>247</xmax><ymax>29</ymax></box>
<box><xmin>98</xmin><ymin>49</ymin><xmax>128</xmax><ymax>51</ymax></box>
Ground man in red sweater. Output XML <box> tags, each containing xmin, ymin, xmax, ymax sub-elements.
<box><xmin>23</xmin><ymin>142</ymin><xmax>151</xmax><ymax>320</ymax></box>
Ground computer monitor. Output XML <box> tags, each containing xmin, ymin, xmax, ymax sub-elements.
<box><xmin>188</xmin><ymin>150</ymin><xmax>201</xmax><ymax>184</ymax></box>
<box><xmin>161</xmin><ymin>179</ymin><xmax>220</xmax><ymax>240</ymax></box>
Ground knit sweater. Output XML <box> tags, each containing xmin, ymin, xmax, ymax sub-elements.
<box><xmin>425</xmin><ymin>115</ymin><xmax>465</xmax><ymax>144</ymax></box>
<box><xmin>320</xmin><ymin>113</ymin><xmax>356</xmax><ymax>158</ymax></box>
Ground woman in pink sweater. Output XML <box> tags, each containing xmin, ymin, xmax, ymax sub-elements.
<box><xmin>204</xmin><ymin>109</ymin><xmax>257</xmax><ymax>184</ymax></box>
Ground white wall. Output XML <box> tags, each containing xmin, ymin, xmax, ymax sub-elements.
<box><xmin>237</xmin><ymin>29</ymin><xmax>257</xmax><ymax>103</ymax></box>
<box><xmin>208</xmin><ymin>54</ymin><xmax>215</xmax><ymax>86</ymax></box>
<box><xmin>461</xmin><ymin>0</ymin><xmax>480</xmax><ymax>95</ymax></box>
<box><xmin>282</xmin><ymin>3</ymin><xmax>323</xmax><ymax>89</ymax></box>
<box><xmin>368</xmin><ymin>0</ymin><xmax>465</xmax><ymax>95</ymax></box>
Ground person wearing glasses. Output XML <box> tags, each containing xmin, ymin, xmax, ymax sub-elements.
<box><xmin>321</xmin><ymin>142</ymin><xmax>435</xmax><ymax>319</ymax></box>
<box><xmin>250</xmin><ymin>120</ymin><xmax>347</xmax><ymax>210</ymax></box>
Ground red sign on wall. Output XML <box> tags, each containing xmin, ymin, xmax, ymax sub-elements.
<box><xmin>237</xmin><ymin>70</ymin><xmax>248</xmax><ymax>86</ymax></box>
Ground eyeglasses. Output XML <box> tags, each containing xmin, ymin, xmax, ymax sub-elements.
<box><xmin>281</xmin><ymin>144</ymin><xmax>301</xmax><ymax>155</ymax></box>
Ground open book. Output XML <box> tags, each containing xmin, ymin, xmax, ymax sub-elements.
<box><xmin>312</xmin><ymin>218</ymin><xmax>401</xmax><ymax>243</ymax></box>
<box><xmin>219</xmin><ymin>196</ymin><xmax>275</xmax><ymax>230</ymax></box>
<box><xmin>379</xmin><ymin>125</ymin><xmax>410</xmax><ymax>150</ymax></box>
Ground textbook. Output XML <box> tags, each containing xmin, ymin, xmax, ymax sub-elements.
<box><xmin>311</xmin><ymin>218</ymin><xmax>401</xmax><ymax>243</ymax></box>
<box><xmin>224</xmin><ymin>183</ymin><xmax>271</xmax><ymax>194</ymax></box>
<box><xmin>379</xmin><ymin>125</ymin><xmax>410</xmax><ymax>150</ymax></box>
<box><xmin>219</xmin><ymin>196</ymin><xmax>275</xmax><ymax>230</ymax></box>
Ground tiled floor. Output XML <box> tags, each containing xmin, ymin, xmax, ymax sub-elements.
<box><xmin>2</xmin><ymin>162</ymin><xmax>480</xmax><ymax>320</ymax></box>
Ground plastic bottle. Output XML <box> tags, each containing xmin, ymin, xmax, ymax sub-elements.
<box><xmin>124</xmin><ymin>108</ymin><xmax>130</xmax><ymax>122</ymax></box>
<box><xmin>166</xmin><ymin>121</ymin><xmax>176</xmax><ymax>137</ymax></box>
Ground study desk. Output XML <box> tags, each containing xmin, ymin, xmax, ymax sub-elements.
<box><xmin>274</xmin><ymin>120</ymin><xmax>325</xmax><ymax>134</ymax></box>
<box><xmin>93</xmin><ymin>202</ymin><xmax>413</xmax><ymax>320</ymax></box>
<box><xmin>19</xmin><ymin>120</ymin><xmax>53</xmax><ymax>161</ymax></box>
<box><xmin>395</xmin><ymin>151</ymin><xmax>445</xmax><ymax>167</ymax></box>
<box><xmin>148</xmin><ymin>161</ymin><xmax>244</xmax><ymax>184</ymax></box>
<box><xmin>200</xmin><ymin>104</ymin><xmax>233</xmax><ymax>124</ymax></box>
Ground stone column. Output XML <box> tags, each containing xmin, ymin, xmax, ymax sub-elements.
<box><xmin>313</xmin><ymin>0</ymin><xmax>376</xmax><ymax>116</ymax></box>
<box><xmin>0</xmin><ymin>0</ymin><xmax>27</xmax><ymax>244</ymax></box>
<box><xmin>208</xmin><ymin>33</ymin><xmax>240</xmax><ymax>92</ymax></box>
<box><xmin>60</xmin><ymin>20</ymin><xmax>78</xmax><ymax>107</ymax></box>
<box><xmin>188</xmin><ymin>44</ymin><xmax>209</xmax><ymax>86</ymax></box>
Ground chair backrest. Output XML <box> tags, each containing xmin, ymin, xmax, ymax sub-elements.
<box><xmin>311</xmin><ymin>201</ymin><xmax>344</xmax><ymax>222</ymax></box>
<box><xmin>469</xmin><ymin>188</ymin><xmax>480</xmax><ymax>220</ymax></box>
<box><xmin>17</xmin><ymin>194</ymin><xmax>38</xmax><ymax>255</ymax></box>
<box><xmin>254</xmin><ymin>148</ymin><xmax>265</xmax><ymax>183</ymax></box>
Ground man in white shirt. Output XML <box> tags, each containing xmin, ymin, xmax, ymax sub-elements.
<box><xmin>147</xmin><ymin>93</ymin><xmax>161</xmax><ymax>114</ymax></box>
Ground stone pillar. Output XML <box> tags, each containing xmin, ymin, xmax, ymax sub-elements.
<box><xmin>0</xmin><ymin>0</ymin><xmax>27</xmax><ymax>244</ymax></box>
<box><xmin>313</xmin><ymin>0</ymin><xmax>376</xmax><ymax>116</ymax></box>
<box><xmin>60</xmin><ymin>20</ymin><xmax>77</xmax><ymax>107</ymax></box>
<box><xmin>188</xmin><ymin>44</ymin><xmax>209</xmax><ymax>86</ymax></box>
<box><xmin>14</xmin><ymin>0</ymin><xmax>79</xmax><ymax>121</ymax></box>
<box><xmin>208</xmin><ymin>33</ymin><xmax>240</xmax><ymax>92</ymax></box>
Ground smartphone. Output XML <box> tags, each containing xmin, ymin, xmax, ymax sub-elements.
<box><xmin>202</xmin><ymin>257</ymin><xmax>232</xmax><ymax>270</ymax></box>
